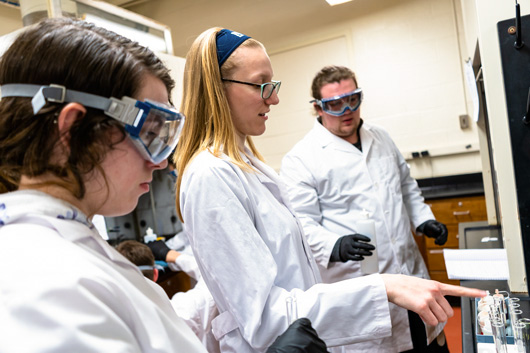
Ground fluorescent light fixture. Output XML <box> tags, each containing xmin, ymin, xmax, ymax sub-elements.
<box><xmin>84</xmin><ymin>14</ymin><xmax>167</xmax><ymax>53</ymax></box>
<box><xmin>326</xmin><ymin>0</ymin><xmax>353</xmax><ymax>5</ymax></box>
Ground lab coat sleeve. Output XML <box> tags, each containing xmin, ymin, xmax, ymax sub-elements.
<box><xmin>280</xmin><ymin>152</ymin><xmax>341</xmax><ymax>269</ymax></box>
<box><xmin>181</xmin><ymin>156</ymin><xmax>391</xmax><ymax>350</ymax></box>
<box><xmin>167</xmin><ymin>253</ymin><xmax>202</xmax><ymax>281</ymax></box>
<box><xmin>388</xmin><ymin>132</ymin><xmax>434</xmax><ymax>229</ymax></box>
<box><xmin>171</xmin><ymin>280</ymin><xmax>219</xmax><ymax>349</ymax></box>
<box><xmin>293</xmin><ymin>274</ymin><xmax>391</xmax><ymax>347</ymax></box>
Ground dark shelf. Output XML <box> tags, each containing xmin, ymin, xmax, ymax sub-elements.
<box><xmin>417</xmin><ymin>173</ymin><xmax>484</xmax><ymax>200</ymax></box>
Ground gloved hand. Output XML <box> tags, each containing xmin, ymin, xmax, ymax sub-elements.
<box><xmin>146</xmin><ymin>240</ymin><xmax>171</xmax><ymax>261</ymax></box>
<box><xmin>416</xmin><ymin>220</ymin><xmax>448</xmax><ymax>246</ymax></box>
<box><xmin>329</xmin><ymin>234</ymin><xmax>375</xmax><ymax>262</ymax></box>
<box><xmin>266</xmin><ymin>318</ymin><xmax>328</xmax><ymax>353</ymax></box>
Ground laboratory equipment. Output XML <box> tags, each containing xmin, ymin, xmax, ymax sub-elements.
<box><xmin>357</xmin><ymin>210</ymin><xmax>378</xmax><ymax>275</ymax></box>
<box><xmin>144</xmin><ymin>227</ymin><xmax>157</xmax><ymax>243</ymax></box>
<box><xmin>491</xmin><ymin>319</ymin><xmax>509</xmax><ymax>353</ymax></box>
<box><xmin>286</xmin><ymin>296</ymin><xmax>298</xmax><ymax>326</ymax></box>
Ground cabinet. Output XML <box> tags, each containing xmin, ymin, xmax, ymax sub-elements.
<box><xmin>419</xmin><ymin>195</ymin><xmax>488</xmax><ymax>285</ymax></box>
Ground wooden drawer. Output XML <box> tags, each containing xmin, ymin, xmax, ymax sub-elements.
<box><xmin>425</xmin><ymin>246</ymin><xmax>458</xmax><ymax>271</ymax></box>
<box><xmin>426</xmin><ymin>247</ymin><xmax>446</xmax><ymax>271</ymax></box>
<box><xmin>424</xmin><ymin>224</ymin><xmax>459</xmax><ymax>248</ymax></box>
<box><xmin>429</xmin><ymin>270</ymin><xmax>460</xmax><ymax>286</ymax></box>
<box><xmin>426</xmin><ymin>195</ymin><xmax>487</xmax><ymax>225</ymax></box>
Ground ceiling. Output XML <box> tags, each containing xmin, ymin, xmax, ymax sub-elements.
<box><xmin>118</xmin><ymin>0</ymin><xmax>394</xmax><ymax>57</ymax></box>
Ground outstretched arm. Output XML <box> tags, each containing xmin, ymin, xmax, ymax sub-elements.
<box><xmin>381</xmin><ymin>274</ymin><xmax>487</xmax><ymax>326</ymax></box>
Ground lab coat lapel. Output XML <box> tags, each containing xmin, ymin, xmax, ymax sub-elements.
<box><xmin>245</xmin><ymin>151</ymin><xmax>322</xmax><ymax>282</ymax></box>
<box><xmin>26</xmin><ymin>214</ymin><xmax>152</xmax><ymax>281</ymax></box>
<box><xmin>245</xmin><ymin>152</ymin><xmax>289</xmax><ymax>206</ymax></box>
<box><xmin>42</xmin><ymin>215</ymin><xmax>166</xmax><ymax>299</ymax></box>
<box><xmin>359</xmin><ymin>124</ymin><xmax>373</xmax><ymax>154</ymax></box>
<box><xmin>312</xmin><ymin>119</ymin><xmax>360</xmax><ymax>154</ymax></box>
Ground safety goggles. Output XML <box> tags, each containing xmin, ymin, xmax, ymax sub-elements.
<box><xmin>221</xmin><ymin>78</ymin><xmax>281</xmax><ymax>99</ymax></box>
<box><xmin>0</xmin><ymin>84</ymin><xmax>184</xmax><ymax>164</ymax></box>
<box><xmin>311</xmin><ymin>88</ymin><xmax>363</xmax><ymax>117</ymax></box>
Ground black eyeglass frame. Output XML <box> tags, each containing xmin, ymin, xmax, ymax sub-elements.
<box><xmin>221</xmin><ymin>78</ymin><xmax>281</xmax><ymax>99</ymax></box>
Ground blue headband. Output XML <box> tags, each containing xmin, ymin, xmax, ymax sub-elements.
<box><xmin>216</xmin><ymin>29</ymin><xmax>251</xmax><ymax>67</ymax></box>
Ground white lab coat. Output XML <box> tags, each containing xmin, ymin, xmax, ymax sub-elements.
<box><xmin>180</xmin><ymin>148</ymin><xmax>393</xmax><ymax>353</ymax></box>
<box><xmin>167</xmin><ymin>231</ymin><xmax>221</xmax><ymax>353</ymax></box>
<box><xmin>280</xmin><ymin>120</ymin><xmax>443</xmax><ymax>352</ymax></box>
<box><xmin>0</xmin><ymin>190</ymin><xmax>206</xmax><ymax>353</ymax></box>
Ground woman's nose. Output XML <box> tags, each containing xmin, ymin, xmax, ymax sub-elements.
<box><xmin>265</xmin><ymin>90</ymin><xmax>280</xmax><ymax>105</ymax></box>
<box><xmin>149</xmin><ymin>158</ymin><xmax>168</xmax><ymax>170</ymax></box>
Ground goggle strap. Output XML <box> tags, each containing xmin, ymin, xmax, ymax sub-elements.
<box><xmin>0</xmin><ymin>84</ymin><xmax>138</xmax><ymax>124</ymax></box>
<box><xmin>106</xmin><ymin>97</ymin><xmax>141</xmax><ymax>126</ymax></box>
<box><xmin>137</xmin><ymin>265</ymin><xmax>155</xmax><ymax>271</ymax></box>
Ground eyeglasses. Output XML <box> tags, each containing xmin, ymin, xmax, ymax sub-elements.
<box><xmin>222</xmin><ymin>78</ymin><xmax>281</xmax><ymax>99</ymax></box>
<box><xmin>0</xmin><ymin>84</ymin><xmax>185</xmax><ymax>164</ymax></box>
<box><xmin>310</xmin><ymin>88</ymin><xmax>363</xmax><ymax>117</ymax></box>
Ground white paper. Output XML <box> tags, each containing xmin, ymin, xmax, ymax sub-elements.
<box><xmin>478</xmin><ymin>342</ymin><xmax>518</xmax><ymax>353</ymax></box>
<box><xmin>443</xmin><ymin>249</ymin><xmax>509</xmax><ymax>280</ymax></box>
<box><xmin>464</xmin><ymin>58</ymin><xmax>480</xmax><ymax>122</ymax></box>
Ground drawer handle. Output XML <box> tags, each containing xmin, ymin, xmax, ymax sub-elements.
<box><xmin>429</xmin><ymin>249</ymin><xmax>444</xmax><ymax>254</ymax></box>
<box><xmin>453</xmin><ymin>210</ymin><xmax>470</xmax><ymax>216</ymax></box>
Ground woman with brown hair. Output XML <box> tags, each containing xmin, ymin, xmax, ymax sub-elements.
<box><xmin>0</xmin><ymin>17</ymin><xmax>202</xmax><ymax>352</ymax></box>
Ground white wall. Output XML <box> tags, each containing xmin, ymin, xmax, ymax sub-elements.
<box><xmin>255</xmin><ymin>36</ymin><xmax>351</xmax><ymax>169</ymax></box>
<box><xmin>0</xmin><ymin>0</ymin><xmax>482</xmax><ymax>179</ymax></box>
<box><xmin>253</xmin><ymin>0</ymin><xmax>481</xmax><ymax>176</ymax></box>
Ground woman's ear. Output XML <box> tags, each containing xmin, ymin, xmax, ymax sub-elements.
<box><xmin>57</xmin><ymin>102</ymin><xmax>87</xmax><ymax>148</ymax></box>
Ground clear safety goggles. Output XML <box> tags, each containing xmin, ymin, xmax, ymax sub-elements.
<box><xmin>311</xmin><ymin>88</ymin><xmax>363</xmax><ymax>117</ymax></box>
<box><xmin>0</xmin><ymin>84</ymin><xmax>184</xmax><ymax>164</ymax></box>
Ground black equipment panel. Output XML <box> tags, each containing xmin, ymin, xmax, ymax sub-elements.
<box><xmin>497</xmin><ymin>15</ymin><xmax>530</xmax><ymax>293</ymax></box>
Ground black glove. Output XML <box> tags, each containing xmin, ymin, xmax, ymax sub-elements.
<box><xmin>146</xmin><ymin>240</ymin><xmax>171</xmax><ymax>261</ymax></box>
<box><xmin>416</xmin><ymin>220</ymin><xmax>448</xmax><ymax>246</ymax></box>
<box><xmin>266</xmin><ymin>318</ymin><xmax>328</xmax><ymax>353</ymax></box>
<box><xmin>329</xmin><ymin>234</ymin><xmax>375</xmax><ymax>262</ymax></box>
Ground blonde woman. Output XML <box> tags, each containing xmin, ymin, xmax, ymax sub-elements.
<box><xmin>176</xmin><ymin>27</ymin><xmax>485</xmax><ymax>353</ymax></box>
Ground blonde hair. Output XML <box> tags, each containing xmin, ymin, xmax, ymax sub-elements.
<box><xmin>175</xmin><ymin>27</ymin><xmax>265</xmax><ymax>220</ymax></box>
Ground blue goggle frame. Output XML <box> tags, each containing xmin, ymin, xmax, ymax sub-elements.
<box><xmin>0</xmin><ymin>84</ymin><xmax>184</xmax><ymax>164</ymax></box>
<box><xmin>121</xmin><ymin>98</ymin><xmax>184</xmax><ymax>164</ymax></box>
<box><xmin>311</xmin><ymin>88</ymin><xmax>363</xmax><ymax>117</ymax></box>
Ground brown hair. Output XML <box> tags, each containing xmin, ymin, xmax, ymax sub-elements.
<box><xmin>116</xmin><ymin>240</ymin><xmax>156</xmax><ymax>281</ymax></box>
<box><xmin>310</xmin><ymin>65</ymin><xmax>358</xmax><ymax>100</ymax></box>
<box><xmin>0</xmin><ymin>18</ymin><xmax>174</xmax><ymax>197</ymax></box>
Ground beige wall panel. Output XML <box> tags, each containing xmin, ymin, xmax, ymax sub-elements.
<box><xmin>254</xmin><ymin>36</ymin><xmax>350</xmax><ymax>170</ymax></box>
<box><xmin>0</xmin><ymin>6</ymin><xmax>22</xmax><ymax>37</ymax></box>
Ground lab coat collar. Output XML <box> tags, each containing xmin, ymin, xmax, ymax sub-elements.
<box><xmin>0</xmin><ymin>189</ymin><xmax>93</xmax><ymax>229</ymax></box>
<box><xmin>313</xmin><ymin>118</ymin><xmax>374</xmax><ymax>154</ymax></box>
<box><xmin>240</xmin><ymin>148</ymin><xmax>295</xmax><ymax>212</ymax></box>
<box><xmin>0</xmin><ymin>190</ymin><xmax>141</xmax><ymax>271</ymax></box>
